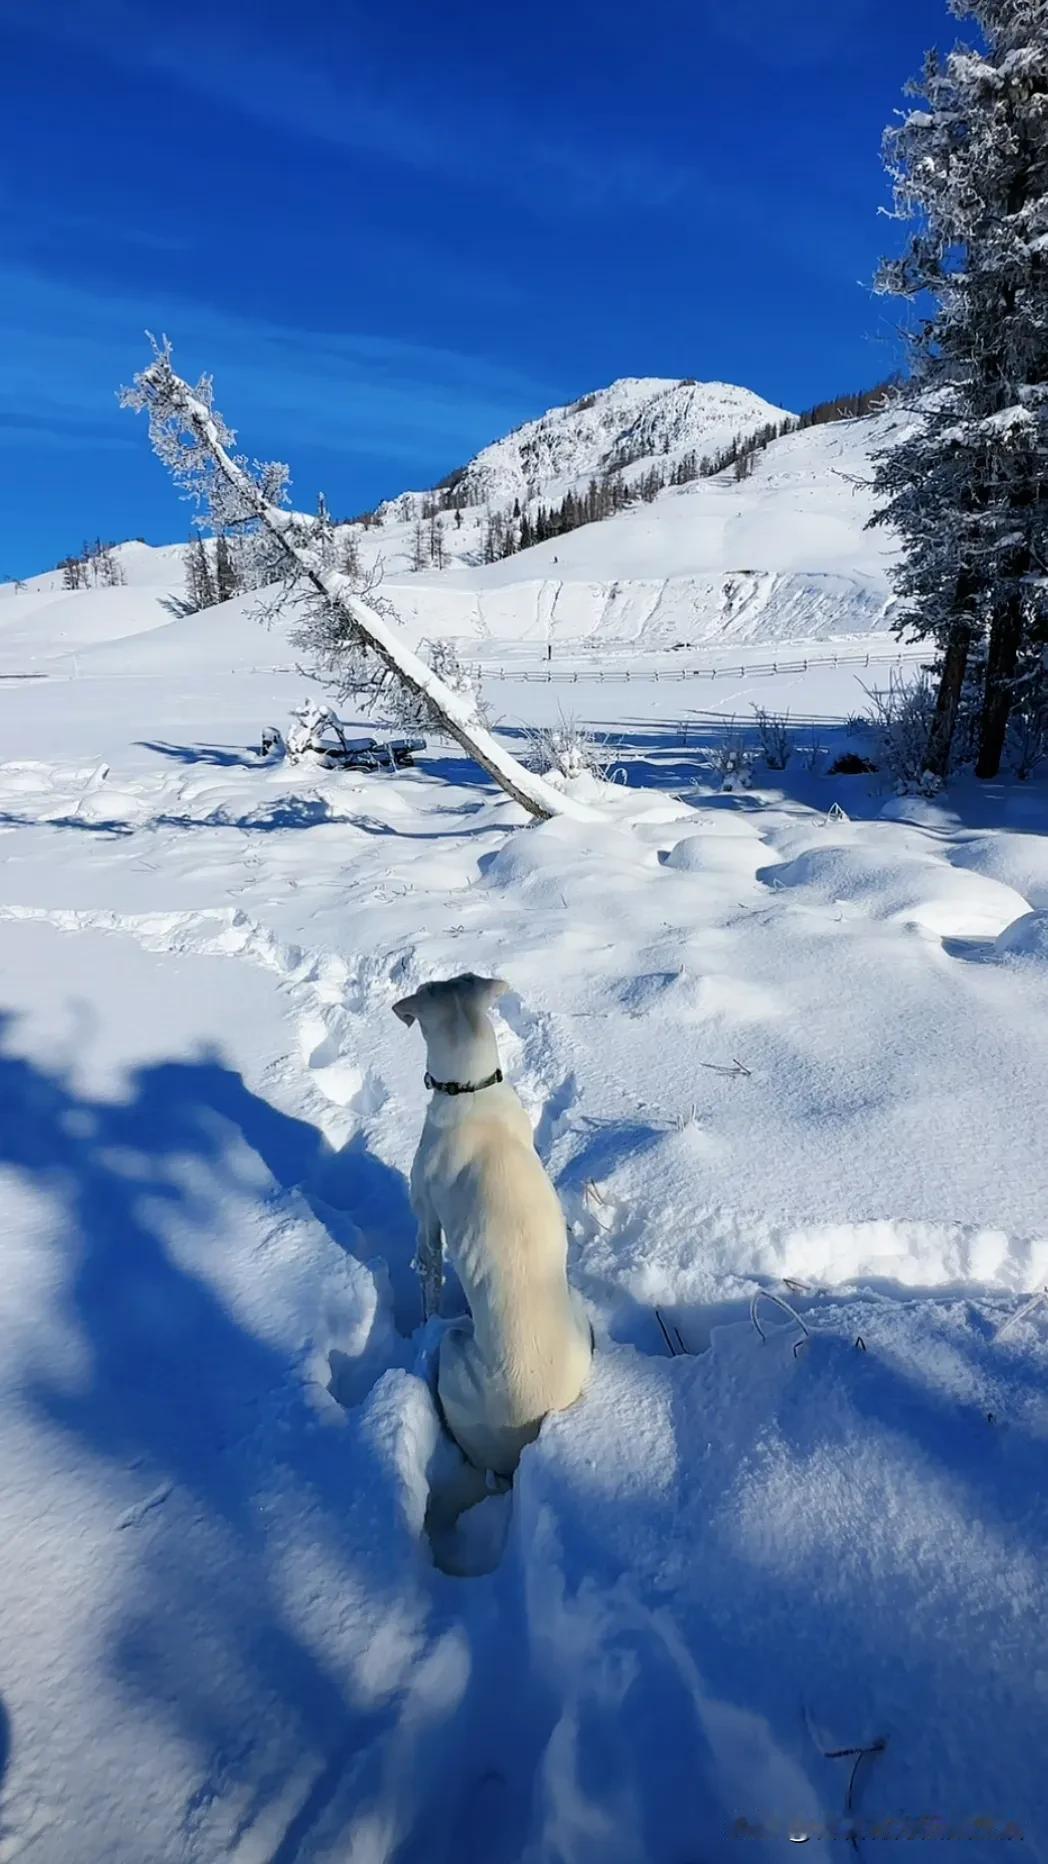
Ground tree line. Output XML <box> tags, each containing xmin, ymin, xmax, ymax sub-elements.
<box><xmin>58</xmin><ymin>538</ymin><xmax>126</xmax><ymax>589</ymax></box>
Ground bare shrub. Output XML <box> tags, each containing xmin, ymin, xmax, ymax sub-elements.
<box><xmin>752</xmin><ymin>704</ymin><xmax>793</xmax><ymax>769</ymax></box>
<box><xmin>524</xmin><ymin>712</ymin><xmax>621</xmax><ymax>783</ymax></box>
<box><xmin>861</xmin><ymin>667</ymin><xmax>940</xmax><ymax>791</ymax></box>
<box><xmin>708</xmin><ymin>717</ymin><xmax>754</xmax><ymax>791</ymax></box>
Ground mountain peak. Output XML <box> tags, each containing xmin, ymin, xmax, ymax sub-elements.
<box><xmin>422</xmin><ymin>376</ymin><xmax>793</xmax><ymax>513</ymax></box>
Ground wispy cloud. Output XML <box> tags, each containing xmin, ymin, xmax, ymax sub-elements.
<box><xmin>0</xmin><ymin>411</ymin><xmax>136</xmax><ymax>452</ymax></box>
<box><xmin>3</xmin><ymin>0</ymin><xmax>694</xmax><ymax>215</ymax></box>
<box><xmin>0</xmin><ymin>263</ymin><xmax>551</xmax><ymax>475</ymax></box>
<box><xmin>701</xmin><ymin>0</ymin><xmax>877</xmax><ymax>67</ymax></box>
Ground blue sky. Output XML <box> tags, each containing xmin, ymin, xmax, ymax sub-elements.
<box><xmin>0</xmin><ymin>0</ymin><xmax>953</xmax><ymax>579</ymax></box>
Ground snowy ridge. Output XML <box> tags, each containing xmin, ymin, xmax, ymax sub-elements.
<box><xmin>1</xmin><ymin>401</ymin><xmax>903</xmax><ymax>664</ymax></box>
<box><xmin>413</xmin><ymin>374</ymin><xmax>792</xmax><ymax>510</ymax></box>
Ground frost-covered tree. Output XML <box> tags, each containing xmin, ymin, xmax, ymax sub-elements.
<box><xmin>184</xmin><ymin>536</ymin><xmax>216</xmax><ymax>611</ymax></box>
<box><xmin>482</xmin><ymin>510</ymin><xmax>507</xmax><ymax>564</ymax></box>
<box><xmin>342</xmin><ymin>636</ymin><xmax>489</xmax><ymax>736</ymax></box>
<box><xmin>60</xmin><ymin>554</ymin><xmax>87</xmax><ymax>590</ymax></box>
<box><xmin>339</xmin><ymin>529</ymin><xmax>362</xmax><ymax>579</ymax></box>
<box><xmin>214</xmin><ymin>530</ymin><xmax>238</xmax><ymax>602</ymax></box>
<box><xmin>871</xmin><ymin>0</ymin><xmax>1048</xmax><ymax>779</ymax></box>
<box><xmin>120</xmin><ymin>339</ymin><xmax>596</xmax><ymax>821</ymax></box>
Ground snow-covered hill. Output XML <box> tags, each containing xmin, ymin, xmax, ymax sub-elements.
<box><xmin>386</xmin><ymin>410</ymin><xmax>903</xmax><ymax>650</ymax></box>
<box><xmin>1</xmin><ymin>398</ymin><xmax>905</xmax><ymax>671</ymax></box>
<box><xmin>417</xmin><ymin>375</ymin><xmax>791</xmax><ymax>511</ymax></box>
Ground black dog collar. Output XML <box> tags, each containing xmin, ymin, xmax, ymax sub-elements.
<box><xmin>424</xmin><ymin>1066</ymin><xmax>503</xmax><ymax>1097</ymax></box>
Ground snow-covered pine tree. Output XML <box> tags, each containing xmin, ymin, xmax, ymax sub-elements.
<box><xmin>339</xmin><ymin>529</ymin><xmax>362</xmax><ymax>579</ymax></box>
<box><xmin>81</xmin><ymin>538</ymin><xmax>126</xmax><ymax>586</ymax></box>
<box><xmin>482</xmin><ymin>510</ymin><xmax>505</xmax><ymax>564</ymax></box>
<box><xmin>312</xmin><ymin>493</ymin><xmax>337</xmax><ymax>570</ymax></box>
<box><xmin>60</xmin><ymin>554</ymin><xmax>87</xmax><ymax>590</ymax></box>
<box><xmin>184</xmin><ymin>535</ymin><xmax>216</xmax><ymax>611</ymax></box>
<box><xmin>214</xmin><ymin>530</ymin><xmax>238</xmax><ymax>602</ymax></box>
<box><xmin>871</xmin><ymin>0</ymin><xmax>1048</xmax><ymax>779</ymax></box>
<box><xmin>120</xmin><ymin>339</ymin><xmax>597</xmax><ymax>821</ymax></box>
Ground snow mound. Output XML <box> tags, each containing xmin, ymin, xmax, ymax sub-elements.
<box><xmin>762</xmin><ymin>836</ymin><xmax>1030</xmax><ymax>938</ymax></box>
<box><xmin>993</xmin><ymin>907</ymin><xmax>1048</xmax><ymax>960</ymax></box>
<box><xmin>664</xmin><ymin>819</ymin><xmax>768</xmax><ymax>883</ymax></box>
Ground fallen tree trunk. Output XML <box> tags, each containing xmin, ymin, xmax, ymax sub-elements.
<box><xmin>122</xmin><ymin>343</ymin><xmax>601</xmax><ymax>824</ymax></box>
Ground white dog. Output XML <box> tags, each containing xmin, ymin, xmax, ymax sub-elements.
<box><xmin>393</xmin><ymin>973</ymin><xmax>593</xmax><ymax>1477</ymax></box>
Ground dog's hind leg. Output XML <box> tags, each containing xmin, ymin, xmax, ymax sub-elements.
<box><xmin>412</xmin><ymin>1201</ymin><xmax>444</xmax><ymax>1320</ymax></box>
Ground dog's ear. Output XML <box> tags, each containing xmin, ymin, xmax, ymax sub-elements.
<box><xmin>392</xmin><ymin>993</ymin><xmax>420</xmax><ymax>1027</ymax></box>
<box><xmin>475</xmin><ymin>975</ymin><xmax>510</xmax><ymax>1008</ymax></box>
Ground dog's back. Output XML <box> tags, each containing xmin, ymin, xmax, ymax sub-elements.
<box><xmin>423</xmin><ymin>1095</ymin><xmax>591</xmax><ymax>1461</ymax></box>
<box><xmin>394</xmin><ymin>975</ymin><xmax>592</xmax><ymax>1475</ymax></box>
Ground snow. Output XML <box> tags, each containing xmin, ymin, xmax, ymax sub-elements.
<box><xmin>2</xmin><ymin>402</ymin><xmax>1048</xmax><ymax>1861</ymax></box>
<box><xmin>2</xmin><ymin>397</ymin><xmax>901</xmax><ymax>672</ymax></box>
<box><xmin>390</xmin><ymin>375</ymin><xmax>792</xmax><ymax>512</ymax></box>
<box><xmin>360</xmin><ymin>408</ymin><xmax>904</xmax><ymax>652</ymax></box>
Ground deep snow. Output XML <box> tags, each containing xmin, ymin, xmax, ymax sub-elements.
<box><xmin>1</xmin><ymin>451</ymin><xmax>1047</xmax><ymax>1862</ymax></box>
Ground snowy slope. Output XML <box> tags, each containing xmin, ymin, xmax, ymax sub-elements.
<box><xmin>382</xmin><ymin>408</ymin><xmax>902</xmax><ymax>649</ymax></box>
<box><xmin>1</xmin><ymin>407</ymin><xmax>903</xmax><ymax>672</ymax></box>
<box><xmin>418</xmin><ymin>375</ymin><xmax>791</xmax><ymax>510</ymax></box>
<box><xmin>1</xmin><ymin>629</ymin><xmax>1047</xmax><ymax>1861</ymax></box>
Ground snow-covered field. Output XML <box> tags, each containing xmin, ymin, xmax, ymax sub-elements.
<box><xmin>2</xmin><ymin>580</ymin><xmax>1048</xmax><ymax>1864</ymax></box>
<box><xmin>2</xmin><ymin>390</ymin><xmax>1048</xmax><ymax>1861</ymax></box>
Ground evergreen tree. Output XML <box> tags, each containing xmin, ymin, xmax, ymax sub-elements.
<box><xmin>184</xmin><ymin>536</ymin><xmax>216</xmax><ymax>611</ymax></box>
<box><xmin>482</xmin><ymin>510</ymin><xmax>506</xmax><ymax>564</ymax></box>
<box><xmin>81</xmin><ymin>538</ymin><xmax>125</xmax><ymax>586</ymax></box>
<box><xmin>214</xmin><ymin>531</ymin><xmax>238</xmax><ymax>601</ymax></box>
<box><xmin>340</xmin><ymin>529</ymin><xmax>362</xmax><ymax>579</ymax></box>
<box><xmin>871</xmin><ymin>0</ymin><xmax>1048</xmax><ymax>779</ymax></box>
<box><xmin>60</xmin><ymin>554</ymin><xmax>87</xmax><ymax>590</ymax></box>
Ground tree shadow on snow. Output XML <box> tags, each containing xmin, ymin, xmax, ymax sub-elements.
<box><xmin>137</xmin><ymin>739</ymin><xmax>260</xmax><ymax>767</ymax></box>
<box><xmin>0</xmin><ymin>1011</ymin><xmax>433</xmax><ymax>1858</ymax></box>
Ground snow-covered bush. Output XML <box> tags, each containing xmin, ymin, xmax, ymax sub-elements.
<box><xmin>752</xmin><ymin>705</ymin><xmax>792</xmax><ymax>769</ymax></box>
<box><xmin>862</xmin><ymin>668</ymin><xmax>940</xmax><ymax>791</ymax></box>
<box><xmin>708</xmin><ymin>718</ymin><xmax>754</xmax><ymax>791</ymax></box>
<box><xmin>285</xmin><ymin>700</ymin><xmax>337</xmax><ymax>762</ymax></box>
<box><xmin>525</xmin><ymin>713</ymin><xmax>620</xmax><ymax>783</ymax></box>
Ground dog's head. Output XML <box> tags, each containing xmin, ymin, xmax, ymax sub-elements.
<box><xmin>392</xmin><ymin>973</ymin><xmax>509</xmax><ymax>1082</ymax></box>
